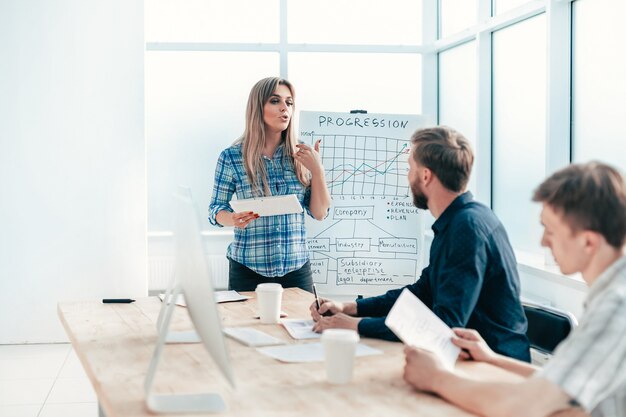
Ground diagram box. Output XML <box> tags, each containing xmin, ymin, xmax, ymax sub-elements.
<box><xmin>336</xmin><ymin>258</ymin><xmax>417</xmax><ymax>286</ymax></box>
<box><xmin>310</xmin><ymin>259</ymin><xmax>329</xmax><ymax>284</ymax></box>
<box><xmin>333</xmin><ymin>206</ymin><xmax>374</xmax><ymax>220</ymax></box>
<box><xmin>378</xmin><ymin>238</ymin><xmax>418</xmax><ymax>254</ymax></box>
<box><xmin>307</xmin><ymin>238</ymin><xmax>330</xmax><ymax>252</ymax></box>
<box><xmin>336</xmin><ymin>238</ymin><xmax>371</xmax><ymax>252</ymax></box>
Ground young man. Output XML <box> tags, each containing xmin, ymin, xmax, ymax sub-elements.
<box><xmin>403</xmin><ymin>162</ymin><xmax>626</xmax><ymax>417</ymax></box>
<box><xmin>310</xmin><ymin>126</ymin><xmax>530</xmax><ymax>362</ymax></box>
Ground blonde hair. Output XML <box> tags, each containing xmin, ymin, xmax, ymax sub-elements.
<box><xmin>234</xmin><ymin>77</ymin><xmax>310</xmax><ymax>196</ymax></box>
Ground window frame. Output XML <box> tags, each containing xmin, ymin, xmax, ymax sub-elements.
<box><xmin>146</xmin><ymin>0</ymin><xmax>426</xmax><ymax>79</ymax></box>
<box><xmin>427</xmin><ymin>0</ymin><xmax>573</xmax><ymax>265</ymax></box>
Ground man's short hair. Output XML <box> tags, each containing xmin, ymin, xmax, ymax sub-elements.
<box><xmin>410</xmin><ymin>126</ymin><xmax>473</xmax><ymax>192</ymax></box>
<box><xmin>533</xmin><ymin>162</ymin><xmax>626</xmax><ymax>249</ymax></box>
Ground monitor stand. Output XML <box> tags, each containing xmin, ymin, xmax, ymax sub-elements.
<box><xmin>156</xmin><ymin>275</ymin><xmax>201</xmax><ymax>344</ymax></box>
<box><xmin>144</xmin><ymin>284</ymin><xmax>226</xmax><ymax>413</ymax></box>
<box><xmin>146</xmin><ymin>393</ymin><xmax>226</xmax><ymax>414</ymax></box>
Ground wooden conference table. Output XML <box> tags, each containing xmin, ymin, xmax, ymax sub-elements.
<box><xmin>58</xmin><ymin>288</ymin><xmax>586</xmax><ymax>417</ymax></box>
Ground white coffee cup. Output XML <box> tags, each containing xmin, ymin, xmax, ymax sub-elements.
<box><xmin>255</xmin><ymin>283</ymin><xmax>283</xmax><ymax>324</ymax></box>
<box><xmin>321</xmin><ymin>329</ymin><xmax>359</xmax><ymax>384</ymax></box>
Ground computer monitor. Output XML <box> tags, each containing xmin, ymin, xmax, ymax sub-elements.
<box><xmin>144</xmin><ymin>186</ymin><xmax>235</xmax><ymax>413</ymax></box>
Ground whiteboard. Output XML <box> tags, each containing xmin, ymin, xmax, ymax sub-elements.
<box><xmin>300</xmin><ymin>111</ymin><xmax>428</xmax><ymax>296</ymax></box>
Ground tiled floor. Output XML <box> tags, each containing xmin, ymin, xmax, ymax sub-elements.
<box><xmin>0</xmin><ymin>343</ymin><xmax>97</xmax><ymax>417</ymax></box>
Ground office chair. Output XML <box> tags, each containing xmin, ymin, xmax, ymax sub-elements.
<box><xmin>522</xmin><ymin>300</ymin><xmax>578</xmax><ymax>365</ymax></box>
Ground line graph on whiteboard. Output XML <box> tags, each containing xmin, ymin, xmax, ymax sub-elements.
<box><xmin>300</xmin><ymin>111</ymin><xmax>428</xmax><ymax>296</ymax></box>
<box><xmin>319</xmin><ymin>135</ymin><xmax>411</xmax><ymax>197</ymax></box>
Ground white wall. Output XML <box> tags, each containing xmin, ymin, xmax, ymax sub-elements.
<box><xmin>0</xmin><ymin>0</ymin><xmax>147</xmax><ymax>343</ymax></box>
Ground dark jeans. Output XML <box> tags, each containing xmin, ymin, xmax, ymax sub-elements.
<box><xmin>228</xmin><ymin>258</ymin><xmax>313</xmax><ymax>293</ymax></box>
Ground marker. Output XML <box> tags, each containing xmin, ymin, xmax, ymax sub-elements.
<box><xmin>102</xmin><ymin>299</ymin><xmax>136</xmax><ymax>303</ymax></box>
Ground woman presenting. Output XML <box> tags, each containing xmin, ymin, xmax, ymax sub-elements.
<box><xmin>209</xmin><ymin>77</ymin><xmax>331</xmax><ymax>292</ymax></box>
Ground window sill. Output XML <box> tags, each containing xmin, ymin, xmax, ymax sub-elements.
<box><xmin>514</xmin><ymin>250</ymin><xmax>587</xmax><ymax>291</ymax></box>
<box><xmin>148</xmin><ymin>229</ymin><xmax>234</xmax><ymax>238</ymax></box>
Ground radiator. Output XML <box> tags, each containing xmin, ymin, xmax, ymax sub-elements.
<box><xmin>149</xmin><ymin>255</ymin><xmax>229</xmax><ymax>291</ymax></box>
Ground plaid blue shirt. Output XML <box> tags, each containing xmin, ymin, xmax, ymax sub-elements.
<box><xmin>208</xmin><ymin>142</ymin><xmax>313</xmax><ymax>277</ymax></box>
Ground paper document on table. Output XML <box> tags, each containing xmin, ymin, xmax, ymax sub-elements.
<box><xmin>223</xmin><ymin>327</ymin><xmax>286</xmax><ymax>347</ymax></box>
<box><xmin>215</xmin><ymin>290</ymin><xmax>250</xmax><ymax>303</ymax></box>
<box><xmin>281</xmin><ymin>319</ymin><xmax>320</xmax><ymax>340</ymax></box>
<box><xmin>229</xmin><ymin>194</ymin><xmax>303</xmax><ymax>217</ymax></box>
<box><xmin>158</xmin><ymin>293</ymin><xmax>186</xmax><ymax>306</ymax></box>
<box><xmin>257</xmin><ymin>342</ymin><xmax>382</xmax><ymax>363</ymax></box>
<box><xmin>158</xmin><ymin>290</ymin><xmax>249</xmax><ymax>307</ymax></box>
<box><xmin>385</xmin><ymin>289</ymin><xmax>460</xmax><ymax>370</ymax></box>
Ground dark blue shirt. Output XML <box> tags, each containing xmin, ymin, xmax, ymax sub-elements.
<box><xmin>356</xmin><ymin>192</ymin><xmax>530</xmax><ymax>362</ymax></box>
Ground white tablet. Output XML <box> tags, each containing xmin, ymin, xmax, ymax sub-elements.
<box><xmin>230</xmin><ymin>194</ymin><xmax>303</xmax><ymax>217</ymax></box>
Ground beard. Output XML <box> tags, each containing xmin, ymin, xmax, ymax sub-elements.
<box><xmin>410</xmin><ymin>180</ymin><xmax>428</xmax><ymax>210</ymax></box>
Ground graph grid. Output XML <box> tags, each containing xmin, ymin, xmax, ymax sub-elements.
<box><xmin>319</xmin><ymin>135</ymin><xmax>411</xmax><ymax>197</ymax></box>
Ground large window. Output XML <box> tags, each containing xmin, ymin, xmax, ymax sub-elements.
<box><xmin>492</xmin><ymin>15</ymin><xmax>546</xmax><ymax>255</ymax></box>
<box><xmin>145</xmin><ymin>0</ymin><xmax>279</xmax><ymax>43</ymax></box>
<box><xmin>572</xmin><ymin>0</ymin><xmax>626</xmax><ymax>170</ymax></box>
<box><xmin>145</xmin><ymin>0</ymin><xmax>626</xmax><ymax>280</ymax></box>
<box><xmin>145</xmin><ymin>0</ymin><xmax>423</xmax><ymax>232</ymax></box>
<box><xmin>438</xmin><ymin>41</ymin><xmax>477</xmax><ymax>195</ymax></box>
<box><xmin>289</xmin><ymin>53</ymin><xmax>421</xmax><ymax>115</ymax></box>
<box><xmin>289</xmin><ymin>0</ymin><xmax>421</xmax><ymax>45</ymax></box>
<box><xmin>145</xmin><ymin>52</ymin><xmax>279</xmax><ymax>230</ymax></box>
<box><xmin>433</xmin><ymin>0</ymin><xmax>626</xmax><ymax>271</ymax></box>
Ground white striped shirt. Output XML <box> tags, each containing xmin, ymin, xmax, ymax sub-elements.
<box><xmin>536</xmin><ymin>255</ymin><xmax>626</xmax><ymax>417</ymax></box>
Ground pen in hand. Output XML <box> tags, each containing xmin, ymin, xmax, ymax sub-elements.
<box><xmin>312</xmin><ymin>283</ymin><xmax>332</xmax><ymax>317</ymax></box>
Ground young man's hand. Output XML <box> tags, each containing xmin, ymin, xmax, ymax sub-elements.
<box><xmin>452</xmin><ymin>328</ymin><xmax>498</xmax><ymax>364</ymax></box>
<box><xmin>403</xmin><ymin>346</ymin><xmax>449</xmax><ymax>393</ymax></box>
